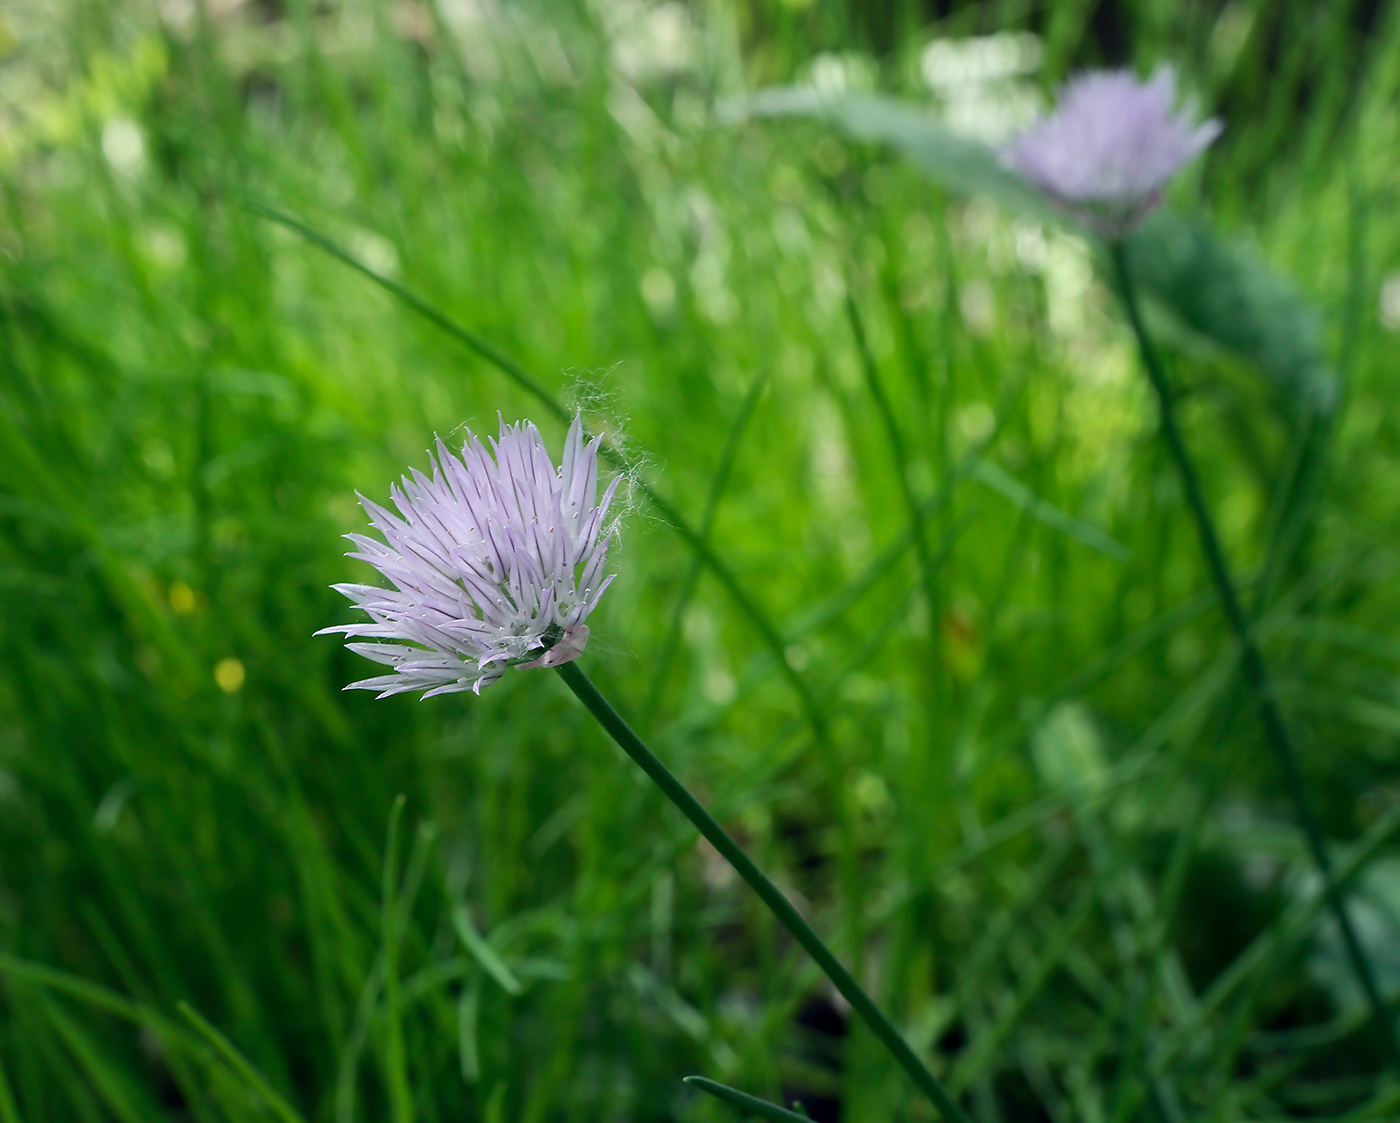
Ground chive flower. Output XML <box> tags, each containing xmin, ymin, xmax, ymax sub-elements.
<box><xmin>319</xmin><ymin>415</ymin><xmax>620</xmax><ymax>697</ymax></box>
<box><xmin>1002</xmin><ymin>67</ymin><xmax>1222</xmax><ymax>237</ymax></box>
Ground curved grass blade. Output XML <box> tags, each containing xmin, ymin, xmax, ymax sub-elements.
<box><xmin>37</xmin><ymin>993</ymin><xmax>152</xmax><ymax>1123</ymax></box>
<box><xmin>0</xmin><ymin>953</ymin><xmax>181</xmax><ymax>1039</ymax></box>
<box><xmin>0</xmin><ymin>953</ymin><xmax>242</xmax><ymax>1121</ymax></box>
<box><xmin>683</xmin><ymin>1076</ymin><xmax>816</xmax><ymax>1123</ymax></box>
<box><xmin>451</xmin><ymin>904</ymin><xmax>523</xmax><ymax>997</ymax></box>
<box><xmin>0</xmin><ymin>1058</ymin><xmax>17</xmax><ymax>1123</ymax></box>
<box><xmin>970</xmin><ymin>460</ymin><xmax>1128</xmax><ymax>560</ymax></box>
<box><xmin>242</xmin><ymin>202</ymin><xmax>562</xmax><ymax>419</ymax></box>
<box><xmin>380</xmin><ymin>795</ymin><xmax>413</xmax><ymax>1123</ymax></box>
<box><xmin>176</xmin><ymin>1001</ymin><xmax>309</xmax><ymax>1123</ymax></box>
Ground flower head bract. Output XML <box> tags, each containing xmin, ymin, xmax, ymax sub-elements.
<box><xmin>319</xmin><ymin>415</ymin><xmax>620</xmax><ymax>698</ymax></box>
<box><xmin>1002</xmin><ymin>67</ymin><xmax>1222</xmax><ymax>237</ymax></box>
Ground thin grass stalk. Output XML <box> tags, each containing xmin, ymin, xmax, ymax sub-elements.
<box><xmin>683</xmin><ymin>1076</ymin><xmax>813</xmax><ymax>1122</ymax></box>
<box><xmin>948</xmin><ymin>876</ymin><xmax>1097</xmax><ymax>1096</ymax></box>
<box><xmin>175</xmin><ymin>1002</ymin><xmax>308</xmax><ymax>1123</ymax></box>
<box><xmin>1106</xmin><ymin>624</ymin><xmax>1400</xmax><ymax>1117</ymax></box>
<box><xmin>923</xmin><ymin>843</ymin><xmax>1070</xmax><ymax>1046</ymax></box>
<box><xmin>1222</xmin><ymin>1013</ymin><xmax>1368</xmax><ymax>1120</ymax></box>
<box><xmin>1199</xmin><ymin>833</ymin><xmax>1396</xmax><ymax>1110</ymax></box>
<box><xmin>379</xmin><ymin>795</ymin><xmax>413</xmax><ymax>1123</ymax></box>
<box><xmin>336</xmin><ymin>956</ymin><xmax>387</xmax><ymax>1123</ymax></box>
<box><xmin>553</xmin><ymin>661</ymin><xmax>974</xmax><ymax>1123</ymax></box>
<box><xmin>842</xmin><ymin>285</ymin><xmax>947</xmax><ymax>993</ymax></box>
<box><xmin>643</xmin><ymin>369</ymin><xmax>769</xmax><ymax>724</ymax></box>
<box><xmin>1252</xmin><ymin>415</ymin><xmax>1327</xmax><ymax>616</ymax></box>
<box><xmin>1099</xmin><ymin>573</ymin><xmax>1347</xmax><ymax>1114</ymax></box>
<box><xmin>1108</xmin><ymin>241</ymin><xmax>1398</xmax><ymax>1067</ymax></box>
<box><xmin>0</xmin><ymin>1059</ymin><xmax>19</xmax><ymax>1123</ymax></box>
<box><xmin>39</xmin><ymin>992</ymin><xmax>150</xmax><ymax>1123</ymax></box>
<box><xmin>698</xmin><ymin>523</ymin><xmax>972</xmax><ymax>854</ymax></box>
<box><xmin>780</xmin><ymin>381</ymin><xmax>1013</xmax><ymax>644</ymax></box>
<box><xmin>77</xmin><ymin>906</ymin><xmax>223</xmax><ymax>1123</ymax></box>
<box><xmin>845</xmin><ymin>291</ymin><xmax>942</xmax><ymax>692</ymax></box>
<box><xmin>1104</xmin><ymin>698</ymin><xmax>1245</xmax><ymax>1122</ymax></box>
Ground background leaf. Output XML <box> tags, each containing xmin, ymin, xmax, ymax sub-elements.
<box><xmin>729</xmin><ymin>89</ymin><xmax>1339</xmax><ymax>424</ymax></box>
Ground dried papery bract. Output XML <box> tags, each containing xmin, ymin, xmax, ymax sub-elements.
<box><xmin>318</xmin><ymin>415</ymin><xmax>620</xmax><ymax>697</ymax></box>
<box><xmin>1002</xmin><ymin>67</ymin><xmax>1221</xmax><ymax>238</ymax></box>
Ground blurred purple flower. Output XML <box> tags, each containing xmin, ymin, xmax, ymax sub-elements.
<box><xmin>1002</xmin><ymin>67</ymin><xmax>1222</xmax><ymax>237</ymax></box>
<box><xmin>319</xmin><ymin>415</ymin><xmax>620</xmax><ymax>698</ymax></box>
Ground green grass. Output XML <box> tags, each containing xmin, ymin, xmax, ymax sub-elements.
<box><xmin>3</xmin><ymin>0</ymin><xmax>1400</xmax><ymax>1119</ymax></box>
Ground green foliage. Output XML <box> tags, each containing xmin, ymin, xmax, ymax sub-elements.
<box><xmin>2</xmin><ymin>0</ymin><xmax>1400</xmax><ymax>1120</ymax></box>
<box><xmin>684</xmin><ymin>1075</ymin><xmax>813</xmax><ymax>1121</ymax></box>
<box><xmin>727</xmin><ymin>89</ymin><xmax>1340</xmax><ymax>424</ymax></box>
<box><xmin>1124</xmin><ymin>212</ymin><xmax>1339</xmax><ymax>422</ymax></box>
<box><xmin>722</xmin><ymin>88</ymin><xmax>1049</xmax><ymax>216</ymax></box>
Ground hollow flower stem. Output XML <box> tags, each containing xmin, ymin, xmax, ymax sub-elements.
<box><xmin>554</xmin><ymin>661</ymin><xmax>973</xmax><ymax>1123</ymax></box>
<box><xmin>1108</xmin><ymin>241</ymin><xmax>1397</xmax><ymax>1065</ymax></box>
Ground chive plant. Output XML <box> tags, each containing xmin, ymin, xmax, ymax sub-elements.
<box><xmin>320</xmin><ymin>414</ymin><xmax>973</xmax><ymax>1121</ymax></box>
<box><xmin>1003</xmin><ymin>66</ymin><xmax>1398</xmax><ymax>1066</ymax></box>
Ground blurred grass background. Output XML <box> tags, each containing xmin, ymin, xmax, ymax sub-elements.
<box><xmin>3</xmin><ymin>0</ymin><xmax>1400</xmax><ymax>1119</ymax></box>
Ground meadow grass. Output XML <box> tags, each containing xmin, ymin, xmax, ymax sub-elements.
<box><xmin>3</xmin><ymin>0</ymin><xmax>1400</xmax><ymax>1119</ymax></box>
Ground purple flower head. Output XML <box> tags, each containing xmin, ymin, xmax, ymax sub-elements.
<box><xmin>1002</xmin><ymin>67</ymin><xmax>1222</xmax><ymax>237</ymax></box>
<box><xmin>318</xmin><ymin>415</ymin><xmax>621</xmax><ymax>698</ymax></box>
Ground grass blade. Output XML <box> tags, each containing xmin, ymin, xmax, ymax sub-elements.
<box><xmin>451</xmin><ymin>905</ymin><xmax>523</xmax><ymax>997</ymax></box>
<box><xmin>176</xmin><ymin>1001</ymin><xmax>308</xmax><ymax>1123</ymax></box>
<box><xmin>684</xmin><ymin>1076</ymin><xmax>814</xmax><ymax>1123</ymax></box>
<box><xmin>644</xmin><ymin>368</ymin><xmax>769</xmax><ymax>723</ymax></box>
<box><xmin>380</xmin><ymin>794</ymin><xmax>413</xmax><ymax>1123</ymax></box>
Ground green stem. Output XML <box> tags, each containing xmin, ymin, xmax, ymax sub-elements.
<box><xmin>554</xmin><ymin>661</ymin><xmax>973</xmax><ymax>1123</ymax></box>
<box><xmin>0</xmin><ymin>1054</ymin><xmax>21</xmax><ymax>1123</ymax></box>
<box><xmin>380</xmin><ymin>795</ymin><xmax>414</xmax><ymax>1123</ymax></box>
<box><xmin>643</xmin><ymin>368</ymin><xmax>768</xmax><ymax>724</ymax></box>
<box><xmin>1109</xmin><ymin>241</ymin><xmax>1397</xmax><ymax>1067</ymax></box>
<box><xmin>846</xmin><ymin>291</ymin><xmax>943</xmax><ymax>698</ymax></box>
<box><xmin>176</xmin><ymin>1001</ymin><xmax>308</xmax><ymax>1123</ymax></box>
<box><xmin>684</xmin><ymin>1076</ymin><xmax>812</xmax><ymax>1122</ymax></box>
